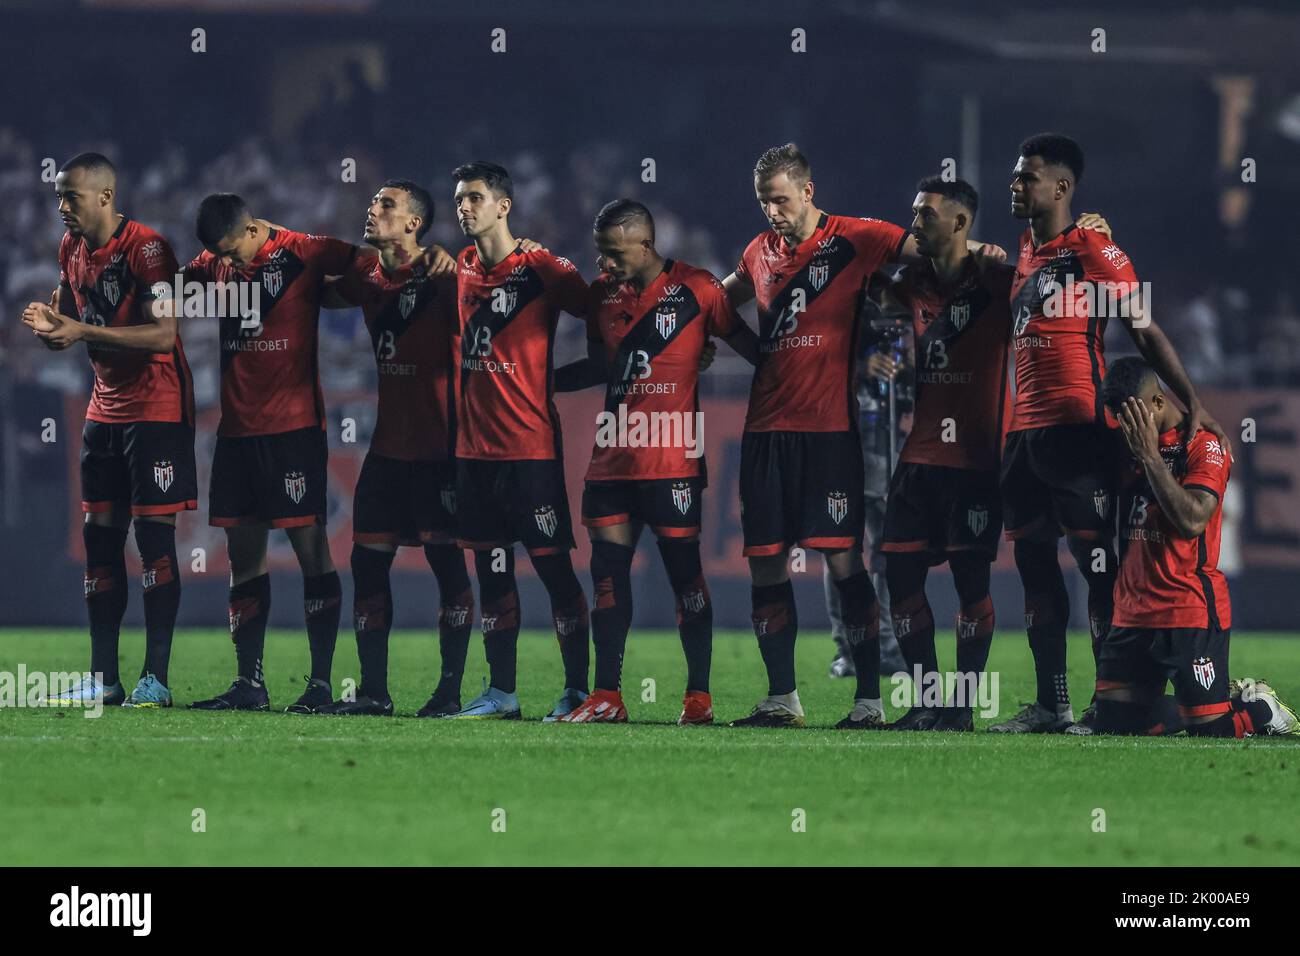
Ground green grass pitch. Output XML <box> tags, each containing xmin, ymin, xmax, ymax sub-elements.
<box><xmin>1</xmin><ymin>628</ymin><xmax>1297</xmax><ymax>866</ymax></box>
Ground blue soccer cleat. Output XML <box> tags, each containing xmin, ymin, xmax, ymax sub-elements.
<box><xmin>45</xmin><ymin>674</ymin><xmax>125</xmax><ymax>707</ymax></box>
<box><xmin>445</xmin><ymin>680</ymin><xmax>521</xmax><ymax>720</ymax></box>
<box><xmin>542</xmin><ymin>687</ymin><xmax>589</xmax><ymax>723</ymax></box>
<box><xmin>122</xmin><ymin>674</ymin><xmax>173</xmax><ymax>708</ymax></box>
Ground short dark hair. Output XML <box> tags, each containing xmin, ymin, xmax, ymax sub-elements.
<box><xmin>593</xmin><ymin>199</ymin><xmax>655</xmax><ymax>241</ymax></box>
<box><xmin>754</xmin><ymin>143</ymin><xmax>811</xmax><ymax>185</ymax></box>
<box><xmin>1101</xmin><ymin>356</ymin><xmax>1157</xmax><ymax>412</ymax></box>
<box><xmin>915</xmin><ymin>175</ymin><xmax>979</xmax><ymax>223</ymax></box>
<box><xmin>1020</xmin><ymin>133</ymin><xmax>1085</xmax><ymax>185</ymax></box>
<box><xmin>196</xmin><ymin>193</ymin><xmax>252</xmax><ymax>247</ymax></box>
<box><xmin>60</xmin><ymin>152</ymin><xmax>116</xmax><ymax>179</ymax></box>
<box><xmin>451</xmin><ymin>161</ymin><xmax>513</xmax><ymax>201</ymax></box>
<box><xmin>380</xmin><ymin>179</ymin><xmax>434</xmax><ymax>240</ymax></box>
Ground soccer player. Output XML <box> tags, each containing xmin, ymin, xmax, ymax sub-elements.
<box><xmin>1092</xmin><ymin>357</ymin><xmax>1296</xmax><ymax>737</ymax></box>
<box><xmin>551</xmin><ymin>199</ymin><xmax>757</xmax><ymax>724</ymax></box>
<box><xmin>992</xmin><ymin>133</ymin><xmax>1230</xmax><ymax>733</ymax></box>
<box><xmin>319</xmin><ymin>180</ymin><xmax>474</xmax><ymax>717</ymax></box>
<box><xmin>446</xmin><ymin>161</ymin><xmax>593</xmax><ymax>721</ymax></box>
<box><xmin>22</xmin><ymin>152</ymin><xmax>195</xmax><ymax>708</ymax></box>
<box><xmin>182</xmin><ymin>194</ymin><xmax>359</xmax><ymax>713</ymax></box>
<box><xmin>721</xmin><ymin>143</ymin><xmax>1006</xmax><ymax>728</ymax></box>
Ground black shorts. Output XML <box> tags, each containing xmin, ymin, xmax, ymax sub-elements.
<box><xmin>209</xmin><ymin>426</ymin><xmax>328</xmax><ymax>529</ymax></box>
<box><xmin>81</xmin><ymin>420</ymin><xmax>198</xmax><ymax>518</ymax></box>
<box><xmin>582</xmin><ymin>476</ymin><xmax>705</xmax><ymax>539</ymax></box>
<box><xmin>456</xmin><ymin>458</ymin><xmax>574</xmax><ymax>555</ymax></box>
<box><xmin>1097</xmin><ymin>625</ymin><xmax>1231</xmax><ymax>718</ymax></box>
<box><xmin>882</xmin><ymin>462</ymin><xmax>1001</xmax><ymax>563</ymax></box>
<box><xmin>353</xmin><ymin>453</ymin><xmax>456</xmax><ymax>547</ymax></box>
<box><xmin>1001</xmin><ymin>423</ymin><xmax>1121</xmax><ymax>541</ymax></box>
<box><xmin>739</xmin><ymin>430</ymin><xmax>864</xmax><ymax>557</ymax></box>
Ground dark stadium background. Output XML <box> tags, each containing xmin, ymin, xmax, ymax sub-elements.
<box><xmin>1</xmin><ymin>0</ymin><xmax>1297</xmax><ymax>631</ymax></box>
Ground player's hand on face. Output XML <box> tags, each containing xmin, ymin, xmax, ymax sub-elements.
<box><xmin>516</xmin><ymin>237</ymin><xmax>547</xmax><ymax>254</ymax></box>
<box><xmin>417</xmin><ymin>244</ymin><xmax>457</xmax><ymax>278</ymax></box>
<box><xmin>865</xmin><ymin>351</ymin><xmax>899</xmax><ymax>383</ymax></box>
<box><xmin>1118</xmin><ymin>397</ymin><xmax>1160</xmax><ymax>464</ymax></box>
<box><xmin>1184</xmin><ymin>404</ymin><xmax>1233</xmax><ymax>461</ymax></box>
<box><xmin>1075</xmin><ymin>212</ymin><xmax>1112</xmax><ymax>239</ymax></box>
<box><xmin>698</xmin><ymin>339</ymin><xmax>718</xmax><ymax>371</ymax></box>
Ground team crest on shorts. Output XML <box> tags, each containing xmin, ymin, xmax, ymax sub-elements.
<box><xmin>262</xmin><ymin>267</ymin><xmax>283</xmax><ymax>298</ymax></box>
<box><xmin>967</xmin><ymin>505</ymin><xmax>988</xmax><ymax>536</ymax></box>
<box><xmin>441</xmin><ymin>488</ymin><xmax>457</xmax><ymax>515</ymax></box>
<box><xmin>399</xmin><ymin>284</ymin><xmax>418</xmax><ymax>318</ymax></box>
<box><xmin>284</xmin><ymin>471</ymin><xmax>307</xmax><ymax>504</ymax></box>
<box><xmin>827</xmin><ymin>491</ymin><xmax>849</xmax><ymax>525</ymax></box>
<box><xmin>153</xmin><ymin>460</ymin><xmax>174</xmax><ymax>493</ymax></box>
<box><xmin>671</xmin><ymin>481</ymin><xmax>692</xmax><ymax>515</ymax></box>
<box><xmin>808</xmin><ymin>262</ymin><xmax>829</xmax><ymax>292</ymax></box>
<box><xmin>656</xmin><ymin>308</ymin><xmax>676</xmax><ymax>339</ymax></box>
<box><xmin>534</xmin><ymin>506</ymin><xmax>558</xmax><ymax>538</ymax></box>
<box><xmin>1093</xmin><ymin>490</ymin><xmax>1109</xmax><ymax>518</ymax></box>
<box><xmin>1192</xmin><ymin>656</ymin><xmax>1216</xmax><ymax>691</ymax></box>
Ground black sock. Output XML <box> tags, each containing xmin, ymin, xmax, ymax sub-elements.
<box><xmin>951</xmin><ymin>552</ymin><xmax>995</xmax><ymax>693</ymax></box>
<box><xmin>304</xmin><ymin>571</ymin><xmax>342</xmax><ymax>685</ymax></box>
<box><xmin>834</xmin><ymin>570</ymin><xmax>880</xmax><ymax>701</ymax></box>
<box><xmin>476</xmin><ymin>549</ymin><xmax>519</xmax><ymax>694</ymax></box>
<box><xmin>83</xmin><ymin>523</ymin><xmax>129</xmax><ymax>687</ymax></box>
<box><xmin>1068</xmin><ymin>536</ymin><xmax>1116</xmax><ymax>674</ymax></box>
<box><xmin>890</xmin><ymin>592</ymin><xmax>937</xmax><ymax>689</ymax></box>
<box><xmin>229</xmin><ymin>574</ymin><xmax>271</xmax><ymax>683</ymax></box>
<box><xmin>351</xmin><ymin>546</ymin><xmax>395</xmax><ymax>700</ymax></box>
<box><xmin>590</xmin><ymin>540</ymin><xmax>635</xmax><ymax>692</ymax></box>
<box><xmin>532</xmin><ymin>552</ymin><xmax>590</xmax><ymax>693</ymax></box>
<box><xmin>1015</xmin><ymin>540</ymin><xmax>1070</xmax><ymax>711</ymax></box>
<box><xmin>656</xmin><ymin>538</ymin><xmax>712</xmax><ymax>694</ymax></box>
<box><xmin>751</xmin><ymin>580</ymin><xmax>797</xmax><ymax>696</ymax></box>
<box><xmin>425</xmin><ymin>543</ymin><xmax>473</xmax><ymax>698</ymax></box>
<box><xmin>134</xmin><ymin>520</ymin><xmax>181</xmax><ymax>686</ymax></box>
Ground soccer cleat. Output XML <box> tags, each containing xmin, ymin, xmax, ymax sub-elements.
<box><xmin>416</xmin><ymin>685</ymin><xmax>461</xmax><ymax>718</ymax></box>
<box><xmin>558</xmin><ymin>688</ymin><xmax>628</xmax><ymax>723</ymax></box>
<box><xmin>188</xmin><ymin>677</ymin><xmax>270</xmax><ymax>712</ymax></box>
<box><xmin>886</xmin><ymin>706</ymin><xmax>941</xmax><ymax>731</ymax></box>
<box><xmin>932</xmin><ymin>706</ymin><xmax>974</xmax><ymax>732</ymax></box>
<box><xmin>987</xmin><ymin>702</ymin><xmax>1073</xmax><ymax>734</ymax></box>
<box><xmin>322</xmin><ymin>693</ymin><xmax>394</xmax><ymax>717</ymax></box>
<box><xmin>445</xmin><ymin>681</ymin><xmax>521</xmax><ymax>720</ymax></box>
<box><xmin>284</xmin><ymin>677</ymin><xmax>333</xmax><ymax>715</ymax></box>
<box><xmin>730</xmin><ymin>696</ymin><xmax>805</xmax><ymax>728</ymax></box>
<box><xmin>1235</xmin><ymin>678</ymin><xmax>1299</xmax><ymax>736</ymax></box>
<box><xmin>828</xmin><ymin>637</ymin><xmax>856</xmax><ymax>679</ymax></box>
<box><xmin>45</xmin><ymin>675</ymin><xmax>125</xmax><ymax>707</ymax></box>
<box><xmin>678</xmin><ymin>690</ymin><xmax>714</xmax><ymax>726</ymax></box>
<box><xmin>122</xmin><ymin>674</ymin><xmax>172</xmax><ymax>708</ymax></box>
<box><xmin>542</xmin><ymin>687</ymin><xmax>589</xmax><ymax>723</ymax></box>
<box><xmin>836</xmin><ymin>700</ymin><xmax>888</xmax><ymax>730</ymax></box>
<box><xmin>1064</xmin><ymin>703</ymin><xmax>1100</xmax><ymax>736</ymax></box>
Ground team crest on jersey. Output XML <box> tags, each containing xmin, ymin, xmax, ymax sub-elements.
<box><xmin>441</xmin><ymin>488</ymin><xmax>457</xmax><ymax>515</ymax></box>
<box><xmin>827</xmin><ymin>491</ymin><xmax>849</xmax><ymax>525</ymax></box>
<box><xmin>1093</xmin><ymin>490</ymin><xmax>1109</xmax><ymax>518</ymax></box>
<box><xmin>808</xmin><ymin>262</ymin><xmax>830</xmax><ymax>292</ymax></box>
<box><xmin>671</xmin><ymin>481</ymin><xmax>692</xmax><ymax>515</ymax></box>
<box><xmin>656</xmin><ymin>308</ymin><xmax>677</xmax><ymax>339</ymax></box>
<box><xmin>949</xmin><ymin>301</ymin><xmax>971</xmax><ymax>331</ymax></box>
<box><xmin>534</xmin><ymin>506</ymin><xmax>558</xmax><ymax>538</ymax></box>
<box><xmin>399</xmin><ymin>285</ymin><xmax>418</xmax><ymax>319</ymax></box>
<box><xmin>101</xmin><ymin>272</ymin><xmax>121</xmax><ymax>307</ymax></box>
<box><xmin>153</xmin><ymin>460</ymin><xmax>174</xmax><ymax>493</ymax></box>
<box><xmin>1191</xmin><ymin>656</ymin><xmax>1216</xmax><ymax>691</ymax></box>
<box><xmin>262</xmin><ymin>267</ymin><xmax>283</xmax><ymax>298</ymax></box>
<box><xmin>284</xmin><ymin>471</ymin><xmax>306</xmax><ymax>504</ymax></box>
<box><xmin>967</xmin><ymin>506</ymin><xmax>988</xmax><ymax>536</ymax></box>
<box><xmin>1013</xmin><ymin>305</ymin><xmax>1032</xmax><ymax>337</ymax></box>
<box><xmin>1035</xmin><ymin>268</ymin><xmax>1057</xmax><ymax>299</ymax></box>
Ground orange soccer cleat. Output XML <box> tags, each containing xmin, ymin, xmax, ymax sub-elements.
<box><xmin>678</xmin><ymin>690</ymin><xmax>714</xmax><ymax>726</ymax></box>
<box><xmin>558</xmin><ymin>688</ymin><xmax>628</xmax><ymax>723</ymax></box>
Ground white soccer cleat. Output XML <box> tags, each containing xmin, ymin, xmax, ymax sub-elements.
<box><xmin>1234</xmin><ymin>678</ymin><xmax>1299</xmax><ymax>735</ymax></box>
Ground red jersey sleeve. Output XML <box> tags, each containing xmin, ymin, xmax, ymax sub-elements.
<box><xmin>126</xmin><ymin>233</ymin><xmax>178</xmax><ymax>302</ymax></box>
<box><xmin>702</xmin><ymin>272</ymin><xmax>741</xmax><ymax>337</ymax></box>
<box><xmin>1184</xmin><ymin>432</ymin><xmax>1230</xmax><ymax>499</ymax></box>
<box><xmin>734</xmin><ymin>237</ymin><xmax>758</xmax><ymax>286</ymax></box>
<box><xmin>301</xmin><ymin>234</ymin><xmax>359</xmax><ymax>275</ymax></box>
<box><xmin>1077</xmin><ymin>230</ymin><xmax>1139</xmax><ymax>286</ymax></box>
<box><xmin>57</xmin><ymin>233</ymin><xmax>71</xmax><ymax>285</ymax></box>
<box><xmin>541</xmin><ymin>253</ymin><xmax>588</xmax><ymax>318</ymax></box>
<box><xmin>851</xmin><ymin>217</ymin><xmax>909</xmax><ymax>266</ymax></box>
<box><xmin>332</xmin><ymin>254</ymin><xmax>375</xmax><ymax>307</ymax></box>
<box><xmin>181</xmin><ymin>251</ymin><xmax>213</xmax><ymax>283</ymax></box>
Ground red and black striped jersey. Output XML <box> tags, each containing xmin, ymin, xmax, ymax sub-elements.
<box><xmin>1113</xmin><ymin>429</ymin><xmax>1231</xmax><ymax>630</ymax></box>
<box><xmin>335</xmin><ymin>255</ymin><xmax>458</xmax><ymax>462</ymax></box>
<box><xmin>584</xmin><ymin>259</ymin><xmax>739</xmax><ymax>481</ymax></box>
<box><xmin>58</xmin><ymin>217</ymin><xmax>193</xmax><ymax>425</ymax></box>
<box><xmin>1009</xmin><ymin>225</ymin><xmax>1139</xmax><ymax>431</ymax></box>
<box><xmin>736</xmin><ymin>213</ymin><xmax>907</xmax><ymax>433</ymax></box>
<box><xmin>455</xmin><ymin>246</ymin><xmax>587</xmax><ymax>461</ymax></box>
<box><xmin>184</xmin><ymin>228</ymin><xmax>358</xmax><ymax>437</ymax></box>
<box><xmin>891</xmin><ymin>258</ymin><xmax>1013</xmax><ymax>472</ymax></box>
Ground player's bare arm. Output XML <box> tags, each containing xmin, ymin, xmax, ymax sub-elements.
<box><xmin>722</xmin><ymin>270</ymin><xmax>755</xmax><ymax>308</ymax></box>
<box><xmin>554</xmin><ymin>338</ymin><xmax>608</xmax><ymax>393</ymax></box>
<box><xmin>24</xmin><ymin>290</ymin><xmax>177</xmax><ymax>353</ymax></box>
<box><xmin>1117</xmin><ymin>397</ymin><xmax>1218</xmax><ymax>537</ymax></box>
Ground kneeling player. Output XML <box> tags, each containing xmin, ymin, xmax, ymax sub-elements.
<box><xmin>322</xmin><ymin>181</ymin><xmax>474</xmax><ymax>716</ymax></box>
<box><xmin>1092</xmin><ymin>358</ymin><xmax>1296</xmax><ymax>737</ymax></box>
<box><xmin>554</xmin><ymin>200</ymin><xmax>756</xmax><ymax>724</ymax></box>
